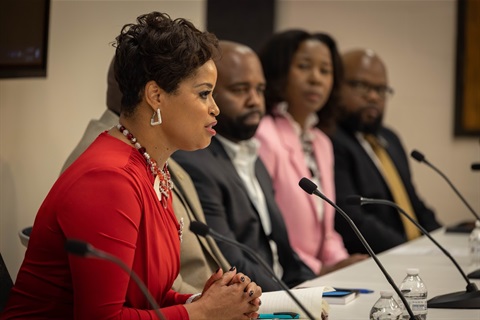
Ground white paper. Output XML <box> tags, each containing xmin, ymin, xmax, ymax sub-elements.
<box><xmin>258</xmin><ymin>286</ymin><xmax>332</xmax><ymax>319</ymax></box>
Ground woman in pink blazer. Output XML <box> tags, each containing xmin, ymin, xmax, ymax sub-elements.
<box><xmin>256</xmin><ymin>30</ymin><xmax>367</xmax><ymax>275</ymax></box>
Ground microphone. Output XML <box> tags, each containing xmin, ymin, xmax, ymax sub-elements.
<box><xmin>346</xmin><ymin>195</ymin><xmax>480</xmax><ymax>309</ymax></box>
<box><xmin>189</xmin><ymin>221</ymin><xmax>315</xmax><ymax>320</ymax></box>
<box><xmin>65</xmin><ymin>239</ymin><xmax>166</xmax><ymax>320</ymax></box>
<box><xmin>410</xmin><ymin>150</ymin><xmax>479</xmax><ymax>221</ymax></box>
<box><xmin>410</xmin><ymin>149</ymin><xmax>480</xmax><ymax>279</ymax></box>
<box><xmin>472</xmin><ymin>163</ymin><xmax>480</xmax><ymax>171</ymax></box>
<box><xmin>298</xmin><ymin>177</ymin><xmax>418</xmax><ymax>320</ymax></box>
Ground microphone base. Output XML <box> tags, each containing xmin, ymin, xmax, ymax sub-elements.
<box><xmin>427</xmin><ymin>290</ymin><xmax>480</xmax><ymax>309</ymax></box>
<box><xmin>467</xmin><ymin>268</ymin><xmax>480</xmax><ymax>279</ymax></box>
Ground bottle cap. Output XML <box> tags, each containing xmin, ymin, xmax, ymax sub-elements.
<box><xmin>380</xmin><ymin>290</ymin><xmax>393</xmax><ymax>298</ymax></box>
<box><xmin>406</xmin><ymin>268</ymin><xmax>419</xmax><ymax>275</ymax></box>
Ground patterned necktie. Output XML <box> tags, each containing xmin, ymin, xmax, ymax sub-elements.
<box><xmin>364</xmin><ymin>134</ymin><xmax>421</xmax><ymax>240</ymax></box>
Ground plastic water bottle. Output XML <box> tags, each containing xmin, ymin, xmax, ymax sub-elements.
<box><xmin>369</xmin><ymin>290</ymin><xmax>403</xmax><ymax>319</ymax></box>
<box><xmin>399</xmin><ymin>268</ymin><xmax>427</xmax><ymax>320</ymax></box>
<box><xmin>469</xmin><ymin>220</ymin><xmax>480</xmax><ymax>266</ymax></box>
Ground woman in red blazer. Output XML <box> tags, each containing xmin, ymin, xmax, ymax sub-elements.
<box><xmin>2</xmin><ymin>12</ymin><xmax>261</xmax><ymax>320</ymax></box>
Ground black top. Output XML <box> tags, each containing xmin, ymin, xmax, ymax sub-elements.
<box><xmin>331</xmin><ymin>126</ymin><xmax>441</xmax><ymax>254</ymax></box>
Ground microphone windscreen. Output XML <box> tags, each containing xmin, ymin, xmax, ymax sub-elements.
<box><xmin>299</xmin><ymin>177</ymin><xmax>317</xmax><ymax>195</ymax></box>
<box><xmin>410</xmin><ymin>150</ymin><xmax>425</xmax><ymax>162</ymax></box>
<box><xmin>65</xmin><ymin>239</ymin><xmax>91</xmax><ymax>256</ymax></box>
<box><xmin>346</xmin><ymin>195</ymin><xmax>362</xmax><ymax>205</ymax></box>
<box><xmin>190</xmin><ymin>221</ymin><xmax>210</xmax><ymax>237</ymax></box>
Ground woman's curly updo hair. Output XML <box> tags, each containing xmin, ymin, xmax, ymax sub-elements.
<box><xmin>114</xmin><ymin>11</ymin><xmax>219</xmax><ymax>116</ymax></box>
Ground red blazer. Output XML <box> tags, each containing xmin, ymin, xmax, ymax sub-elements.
<box><xmin>2</xmin><ymin>133</ymin><xmax>190</xmax><ymax>320</ymax></box>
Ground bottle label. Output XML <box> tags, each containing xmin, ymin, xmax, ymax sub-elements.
<box><xmin>409</xmin><ymin>299</ymin><xmax>427</xmax><ymax>314</ymax></box>
<box><xmin>470</xmin><ymin>241</ymin><xmax>480</xmax><ymax>265</ymax></box>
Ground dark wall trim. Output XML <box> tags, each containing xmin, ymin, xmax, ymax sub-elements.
<box><xmin>454</xmin><ymin>0</ymin><xmax>480</xmax><ymax>137</ymax></box>
<box><xmin>207</xmin><ymin>0</ymin><xmax>275</xmax><ymax>53</ymax></box>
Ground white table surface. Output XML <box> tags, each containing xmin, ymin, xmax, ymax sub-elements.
<box><xmin>298</xmin><ymin>229</ymin><xmax>480</xmax><ymax>319</ymax></box>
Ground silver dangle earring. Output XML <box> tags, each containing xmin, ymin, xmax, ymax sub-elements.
<box><xmin>150</xmin><ymin>108</ymin><xmax>162</xmax><ymax>126</ymax></box>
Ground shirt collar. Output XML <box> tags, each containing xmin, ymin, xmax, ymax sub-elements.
<box><xmin>274</xmin><ymin>102</ymin><xmax>318</xmax><ymax>142</ymax></box>
<box><xmin>216</xmin><ymin>135</ymin><xmax>260</xmax><ymax>163</ymax></box>
<box><xmin>356</xmin><ymin>131</ymin><xmax>389</xmax><ymax>148</ymax></box>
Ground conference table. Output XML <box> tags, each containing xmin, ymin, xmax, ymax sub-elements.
<box><xmin>299</xmin><ymin>229</ymin><xmax>480</xmax><ymax>319</ymax></box>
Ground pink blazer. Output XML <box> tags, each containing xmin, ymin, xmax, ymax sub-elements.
<box><xmin>256</xmin><ymin>115</ymin><xmax>348</xmax><ymax>273</ymax></box>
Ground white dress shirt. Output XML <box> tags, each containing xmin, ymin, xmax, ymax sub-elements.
<box><xmin>216</xmin><ymin>135</ymin><xmax>283</xmax><ymax>278</ymax></box>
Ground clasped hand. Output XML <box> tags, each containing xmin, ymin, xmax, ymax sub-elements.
<box><xmin>185</xmin><ymin>266</ymin><xmax>262</xmax><ymax>319</ymax></box>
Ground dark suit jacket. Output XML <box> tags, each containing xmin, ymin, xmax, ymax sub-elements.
<box><xmin>172</xmin><ymin>137</ymin><xmax>316</xmax><ymax>291</ymax></box>
<box><xmin>169</xmin><ymin>159</ymin><xmax>231</xmax><ymax>293</ymax></box>
<box><xmin>331</xmin><ymin>126</ymin><xmax>441</xmax><ymax>254</ymax></box>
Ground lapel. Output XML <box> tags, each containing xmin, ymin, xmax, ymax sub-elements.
<box><xmin>255</xmin><ymin>160</ymin><xmax>282</xmax><ymax>233</ymax></box>
<box><xmin>210</xmin><ymin>137</ymin><xmax>271</xmax><ymax>238</ymax></box>
<box><xmin>209</xmin><ymin>137</ymin><xmax>253</xmax><ymax>200</ymax></box>
<box><xmin>273</xmin><ymin>116</ymin><xmax>320</xmax><ymax>219</ymax></box>
<box><xmin>255</xmin><ymin>158</ymin><xmax>287</xmax><ymax>242</ymax></box>
<box><xmin>169</xmin><ymin>158</ymin><xmax>230</xmax><ymax>270</ymax></box>
<box><xmin>274</xmin><ymin>116</ymin><xmax>311</xmax><ymax>179</ymax></box>
<box><xmin>311</xmin><ymin>134</ymin><xmax>325</xmax><ymax>176</ymax></box>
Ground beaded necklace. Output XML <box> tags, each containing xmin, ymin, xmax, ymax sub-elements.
<box><xmin>116</xmin><ymin>124</ymin><xmax>173</xmax><ymax>204</ymax></box>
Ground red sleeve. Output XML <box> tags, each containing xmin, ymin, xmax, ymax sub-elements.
<box><xmin>164</xmin><ymin>289</ymin><xmax>191</xmax><ymax>306</ymax></box>
<box><xmin>159</xmin><ymin>290</ymin><xmax>192</xmax><ymax>318</ymax></box>
<box><xmin>58</xmin><ymin>169</ymin><xmax>189</xmax><ymax>320</ymax></box>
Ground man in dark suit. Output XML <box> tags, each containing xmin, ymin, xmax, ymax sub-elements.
<box><xmin>331</xmin><ymin>49</ymin><xmax>441</xmax><ymax>254</ymax></box>
<box><xmin>173</xmin><ymin>40</ymin><xmax>316</xmax><ymax>291</ymax></box>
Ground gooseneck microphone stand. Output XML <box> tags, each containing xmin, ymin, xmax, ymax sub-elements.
<box><xmin>410</xmin><ymin>149</ymin><xmax>480</xmax><ymax>279</ymax></box>
<box><xmin>65</xmin><ymin>239</ymin><xmax>166</xmax><ymax>320</ymax></box>
<box><xmin>410</xmin><ymin>150</ymin><xmax>479</xmax><ymax>221</ymax></box>
<box><xmin>298</xmin><ymin>177</ymin><xmax>418</xmax><ymax>320</ymax></box>
<box><xmin>190</xmin><ymin>221</ymin><xmax>316</xmax><ymax>320</ymax></box>
<box><xmin>347</xmin><ymin>195</ymin><xmax>480</xmax><ymax>309</ymax></box>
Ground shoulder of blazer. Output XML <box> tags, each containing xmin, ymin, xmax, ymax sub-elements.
<box><xmin>379</xmin><ymin>126</ymin><xmax>403</xmax><ymax>147</ymax></box>
<box><xmin>208</xmin><ymin>137</ymin><xmax>228</xmax><ymax>156</ymax></box>
<box><xmin>173</xmin><ymin>141</ymin><xmax>219</xmax><ymax>166</ymax></box>
<box><xmin>331</xmin><ymin>126</ymin><xmax>355</xmax><ymax>142</ymax></box>
<box><xmin>311</xmin><ymin>128</ymin><xmax>333</xmax><ymax>150</ymax></box>
<box><xmin>258</xmin><ymin>115</ymin><xmax>294</xmax><ymax>144</ymax></box>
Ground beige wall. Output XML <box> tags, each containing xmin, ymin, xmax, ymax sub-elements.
<box><xmin>276</xmin><ymin>2</ymin><xmax>479</xmax><ymax>223</ymax></box>
<box><xmin>0</xmin><ymin>0</ymin><xmax>208</xmax><ymax>280</ymax></box>
<box><xmin>1</xmin><ymin>0</ymin><xmax>478</xmax><ymax>280</ymax></box>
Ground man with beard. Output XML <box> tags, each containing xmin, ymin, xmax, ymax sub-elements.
<box><xmin>331</xmin><ymin>49</ymin><xmax>441</xmax><ymax>254</ymax></box>
<box><xmin>172</xmin><ymin>41</ymin><xmax>317</xmax><ymax>291</ymax></box>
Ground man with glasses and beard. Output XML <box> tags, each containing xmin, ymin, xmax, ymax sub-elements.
<box><xmin>331</xmin><ymin>49</ymin><xmax>441</xmax><ymax>255</ymax></box>
<box><xmin>173</xmin><ymin>41</ymin><xmax>317</xmax><ymax>292</ymax></box>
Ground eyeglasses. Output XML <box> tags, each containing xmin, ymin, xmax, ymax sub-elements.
<box><xmin>345</xmin><ymin>80</ymin><xmax>394</xmax><ymax>99</ymax></box>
